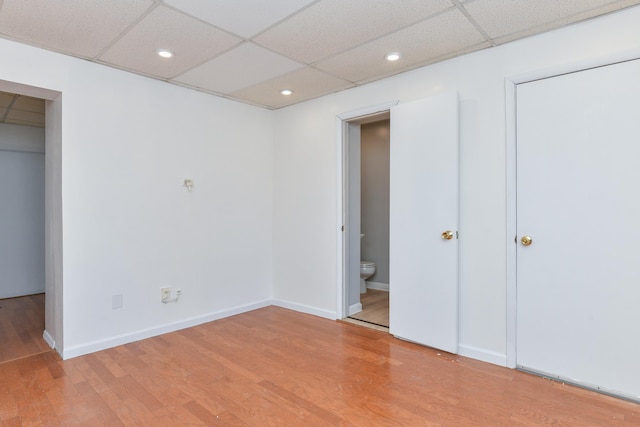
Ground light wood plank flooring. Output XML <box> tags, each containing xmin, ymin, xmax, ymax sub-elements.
<box><xmin>348</xmin><ymin>289</ymin><xmax>389</xmax><ymax>327</ymax></box>
<box><xmin>1</xmin><ymin>306</ymin><xmax>639</xmax><ymax>426</ymax></box>
<box><xmin>0</xmin><ymin>293</ymin><xmax>49</xmax><ymax>364</ymax></box>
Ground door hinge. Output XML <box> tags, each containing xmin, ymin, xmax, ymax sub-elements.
<box><xmin>341</xmin><ymin>225</ymin><xmax>345</xmax><ymax>232</ymax></box>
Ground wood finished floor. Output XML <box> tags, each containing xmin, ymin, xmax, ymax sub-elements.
<box><xmin>0</xmin><ymin>294</ymin><xmax>49</xmax><ymax>364</ymax></box>
<box><xmin>1</xmin><ymin>306</ymin><xmax>639</xmax><ymax>426</ymax></box>
<box><xmin>349</xmin><ymin>289</ymin><xmax>389</xmax><ymax>327</ymax></box>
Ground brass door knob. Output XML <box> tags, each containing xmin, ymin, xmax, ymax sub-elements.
<box><xmin>441</xmin><ymin>230</ymin><xmax>454</xmax><ymax>240</ymax></box>
<box><xmin>521</xmin><ymin>236</ymin><xmax>533</xmax><ymax>246</ymax></box>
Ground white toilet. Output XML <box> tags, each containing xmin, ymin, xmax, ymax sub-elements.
<box><xmin>360</xmin><ymin>261</ymin><xmax>376</xmax><ymax>294</ymax></box>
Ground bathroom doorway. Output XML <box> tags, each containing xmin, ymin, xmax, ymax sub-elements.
<box><xmin>348</xmin><ymin>119</ymin><xmax>390</xmax><ymax>328</ymax></box>
<box><xmin>338</xmin><ymin>107</ymin><xmax>392</xmax><ymax>331</ymax></box>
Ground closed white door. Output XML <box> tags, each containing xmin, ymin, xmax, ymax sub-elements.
<box><xmin>389</xmin><ymin>92</ymin><xmax>459</xmax><ymax>353</ymax></box>
<box><xmin>516</xmin><ymin>59</ymin><xmax>640</xmax><ymax>400</ymax></box>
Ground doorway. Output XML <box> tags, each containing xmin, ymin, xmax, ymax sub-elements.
<box><xmin>345</xmin><ymin>116</ymin><xmax>391</xmax><ymax>329</ymax></box>
<box><xmin>508</xmin><ymin>57</ymin><xmax>640</xmax><ymax>401</ymax></box>
<box><xmin>0</xmin><ymin>91</ymin><xmax>49</xmax><ymax>363</ymax></box>
<box><xmin>0</xmin><ymin>79</ymin><xmax>63</xmax><ymax>358</ymax></box>
<box><xmin>340</xmin><ymin>109</ymin><xmax>389</xmax><ymax>330</ymax></box>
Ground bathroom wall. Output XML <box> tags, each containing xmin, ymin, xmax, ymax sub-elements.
<box><xmin>0</xmin><ymin>123</ymin><xmax>46</xmax><ymax>299</ymax></box>
<box><xmin>360</xmin><ymin>120</ymin><xmax>390</xmax><ymax>286</ymax></box>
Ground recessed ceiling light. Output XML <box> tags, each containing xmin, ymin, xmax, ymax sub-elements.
<box><xmin>157</xmin><ymin>48</ymin><xmax>173</xmax><ymax>58</ymax></box>
<box><xmin>281</xmin><ymin>89</ymin><xmax>293</xmax><ymax>96</ymax></box>
<box><xmin>385</xmin><ymin>52</ymin><xmax>401</xmax><ymax>62</ymax></box>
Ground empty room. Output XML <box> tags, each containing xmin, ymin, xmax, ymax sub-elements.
<box><xmin>1</xmin><ymin>1</ymin><xmax>639</xmax><ymax>425</ymax></box>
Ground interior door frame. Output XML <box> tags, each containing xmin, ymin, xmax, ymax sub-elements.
<box><xmin>335</xmin><ymin>101</ymin><xmax>399</xmax><ymax>319</ymax></box>
<box><xmin>505</xmin><ymin>49</ymin><xmax>640</xmax><ymax>369</ymax></box>
<box><xmin>0</xmin><ymin>78</ymin><xmax>64</xmax><ymax>356</ymax></box>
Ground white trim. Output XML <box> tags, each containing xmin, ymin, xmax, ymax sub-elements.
<box><xmin>366</xmin><ymin>281</ymin><xmax>389</xmax><ymax>291</ymax></box>
<box><xmin>518</xmin><ymin>366</ymin><xmax>640</xmax><ymax>403</ymax></box>
<box><xmin>505</xmin><ymin>78</ymin><xmax>517</xmax><ymax>369</ymax></box>
<box><xmin>336</xmin><ymin>101</ymin><xmax>399</xmax><ymax>321</ymax></box>
<box><xmin>271</xmin><ymin>298</ymin><xmax>337</xmax><ymax>320</ymax></box>
<box><xmin>336</xmin><ymin>117</ymin><xmax>347</xmax><ymax>319</ymax></box>
<box><xmin>348</xmin><ymin>303</ymin><xmax>363</xmax><ymax>316</ymax></box>
<box><xmin>458</xmin><ymin>344</ymin><xmax>507</xmax><ymax>367</ymax></box>
<box><xmin>43</xmin><ymin>329</ymin><xmax>56</xmax><ymax>349</ymax></box>
<box><xmin>0</xmin><ymin>79</ymin><xmax>61</xmax><ymax>100</ymax></box>
<box><xmin>337</xmin><ymin>101</ymin><xmax>399</xmax><ymax>121</ymax></box>
<box><xmin>505</xmin><ymin>49</ymin><xmax>640</xmax><ymax>370</ymax></box>
<box><xmin>61</xmin><ymin>299</ymin><xmax>272</xmax><ymax>359</ymax></box>
<box><xmin>507</xmin><ymin>47</ymin><xmax>640</xmax><ymax>86</ymax></box>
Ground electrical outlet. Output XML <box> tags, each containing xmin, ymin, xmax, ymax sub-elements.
<box><xmin>160</xmin><ymin>287</ymin><xmax>171</xmax><ymax>302</ymax></box>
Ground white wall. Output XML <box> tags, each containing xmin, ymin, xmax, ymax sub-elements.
<box><xmin>0</xmin><ymin>124</ymin><xmax>46</xmax><ymax>299</ymax></box>
<box><xmin>272</xmin><ymin>5</ymin><xmax>640</xmax><ymax>364</ymax></box>
<box><xmin>360</xmin><ymin>120</ymin><xmax>390</xmax><ymax>285</ymax></box>
<box><xmin>0</xmin><ymin>37</ymin><xmax>274</xmax><ymax>358</ymax></box>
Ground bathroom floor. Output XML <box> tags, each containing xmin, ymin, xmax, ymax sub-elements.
<box><xmin>348</xmin><ymin>289</ymin><xmax>389</xmax><ymax>328</ymax></box>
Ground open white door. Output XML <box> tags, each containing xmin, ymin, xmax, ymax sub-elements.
<box><xmin>389</xmin><ymin>92</ymin><xmax>459</xmax><ymax>353</ymax></box>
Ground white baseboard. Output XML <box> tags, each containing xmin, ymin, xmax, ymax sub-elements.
<box><xmin>366</xmin><ymin>281</ymin><xmax>389</xmax><ymax>291</ymax></box>
<box><xmin>61</xmin><ymin>299</ymin><xmax>272</xmax><ymax>360</ymax></box>
<box><xmin>43</xmin><ymin>329</ymin><xmax>56</xmax><ymax>349</ymax></box>
<box><xmin>271</xmin><ymin>298</ymin><xmax>336</xmax><ymax>320</ymax></box>
<box><xmin>348</xmin><ymin>303</ymin><xmax>362</xmax><ymax>315</ymax></box>
<box><xmin>458</xmin><ymin>344</ymin><xmax>507</xmax><ymax>367</ymax></box>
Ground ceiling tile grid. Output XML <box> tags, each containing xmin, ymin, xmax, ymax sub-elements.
<box><xmin>163</xmin><ymin>0</ymin><xmax>318</xmax><ymax>38</ymax></box>
<box><xmin>253</xmin><ymin>0</ymin><xmax>455</xmax><ymax>64</ymax></box>
<box><xmin>229</xmin><ymin>67</ymin><xmax>354</xmax><ymax>109</ymax></box>
<box><xmin>1</xmin><ymin>0</ymin><xmax>640</xmax><ymax>110</ymax></box>
<box><xmin>98</xmin><ymin>5</ymin><xmax>243</xmax><ymax>79</ymax></box>
<box><xmin>173</xmin><ymin>42</ymin><xmax>305</xmax><ymax>95</ymax></box>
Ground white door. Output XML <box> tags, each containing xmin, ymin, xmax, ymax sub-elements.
<box><xmin>389</xmin><ymin>92</ymin><xmax>459</xmax><ymax>353</ymax></box>
<box><xmin>516</xmin><ymin>59</ymin><xmax>640</xmax><ymax>400</ymax></box>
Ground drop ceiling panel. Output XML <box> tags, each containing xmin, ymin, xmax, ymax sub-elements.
<box><xmin>0</xmin><ymin>92</ymin><xmax>45</xmax><ymax>128</ymax></box>
<box><xmin>163</xmin><ymin>0</ymin><xmax>317</xmax><ymax>38</ymax></box>
<box><xmin>0</xmin><ymin>0</ymin><xmax>153</xmax><ymax>58</ymax></box>
<box><xmin>254</xmin><ymin>0</ymin><xmax>454</xmax><ymax>64</ymax></box>
<box><xmin>316</xmin><ymin>9</ymin><xmax>487</xmax><ymax>83</ymax></box>
<box><xmin>230</xmin><ymin>67</ymin><xmax>354</xmax><ymax>109</ymax></box>
<box><xmin>0</xmin><ymin>92</ymin><xmax>14</xmax><ymax>108</ymax></box>
<box><xmin>12</xmin><ymin>95</ymin><xmax>45</xmax><ymax>114</ymax></box>
<box><xmin>99</xmin><ymin>5</ymin><xmax>242</xmax><ymax>79</ymax></box>
<box><xmin>5</xmin><ymin>109</ymin><xmax>44</xmax><ymax>127</ymax></box>
<box><xmin>463</xmin><ymin>0</ymin><xmax>632</xmax><ymax>39</ymax></box>
<box><xmin>174</xmin><ymin>43</ymin><xmax>305</xmax><ymax>94</ymax></box>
